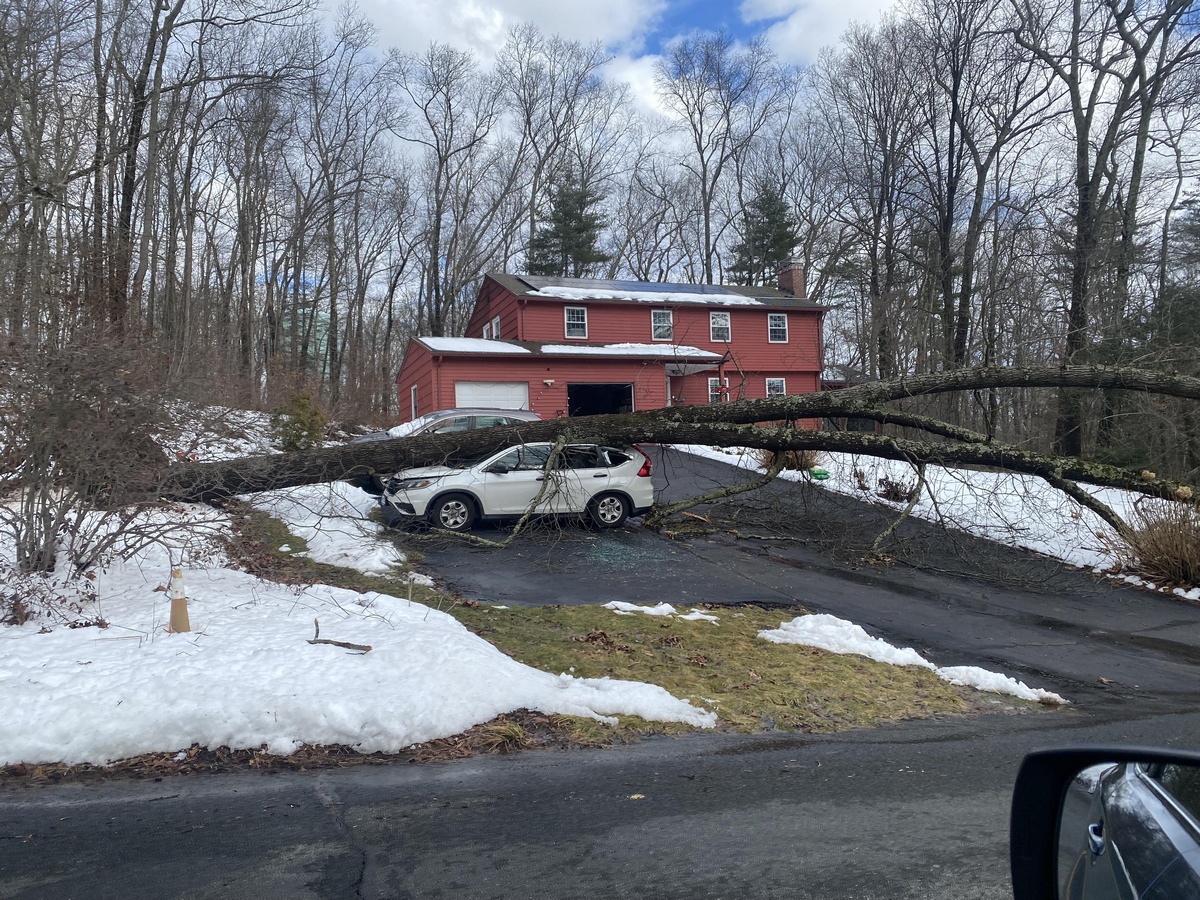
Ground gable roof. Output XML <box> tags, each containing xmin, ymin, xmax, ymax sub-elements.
<box><xmin>486</xmin><ymin>273</ymin><xmax>822</xmax><ymax>310</ymax></box>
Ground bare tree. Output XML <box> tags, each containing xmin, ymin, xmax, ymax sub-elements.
<box><xmin>655</xmin><ymin>31</ymin><xmax>790</xmax><ymax>284</ymax></box>
<box><xmin>390</xmin><ymin>43</ymin><xmax>526</xmax><ymax>336</ymax></box>
<box><xmin>1010</xmin><ymin>0</ymin><xmax>1200</xmax><ymax>455</ymax></box>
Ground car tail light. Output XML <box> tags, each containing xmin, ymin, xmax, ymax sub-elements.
<box><xmin>633</xmin><ymin>445</ymin><xmax>653</xmax><ymax>477</ymax></box>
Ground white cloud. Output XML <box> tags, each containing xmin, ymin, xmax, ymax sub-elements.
<box><xmin>742</xmin><ymin>0</ymin><xmax>900</xmax><ymax>65</ymax></box>
<box><xmin>356</xmin><ymin>0</ymin><xmax>667</xmax><ymax>60</ymax></box>
<box><xmin>603</xmin><ymin>53</ymin><xmax>669</xmax><ymax>120</ymax></box>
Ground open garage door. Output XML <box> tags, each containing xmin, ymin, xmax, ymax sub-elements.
<box><xmin>567</xmin><ymin>383</ymin><xmax>633</xmax><ymax>417</ymax></box>
<box><xmin>454</xmin><ymin>381</ymin><xmax>530</xmax><ymax>409</ymax></box>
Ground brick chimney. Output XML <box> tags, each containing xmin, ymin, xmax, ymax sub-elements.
<box><xmin>777</xmin><ymin>259</ymin><xmax>805</xmax><ymax>298</ymax></box>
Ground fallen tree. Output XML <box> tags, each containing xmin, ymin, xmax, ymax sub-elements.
<box><xmin>157</xmin><ymin>365</ymin><xmax>1200</xmax><ymax>519</ymax></box>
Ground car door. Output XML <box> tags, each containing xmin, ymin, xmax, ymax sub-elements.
<box><xmin>552</xmin><ymin>445</ymin><xmax>612</xmax><ymax>512</ymax></box>
<box><xmin>478</xmin><ymin>445</ymin><xmax>555</xmax><ymax>515</ymax></box>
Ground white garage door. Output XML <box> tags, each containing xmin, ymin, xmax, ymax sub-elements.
<box><xmin>454</xmin><ymin>381</ymin><xmax>530</xmax><ymax>409</ymax></box>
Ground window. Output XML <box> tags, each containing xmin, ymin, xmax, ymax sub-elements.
<box><xmin>492</xmin><ymin>314</ymin><xmax>502</xmax><ymax>339</ymax></box>
<box><xmin>474</xmin><ymin>415</ymin><xmax>509</xmax><ymax>428</ymax></box>
<box><xmin>766</xmin><ymin>377</ymin><xmax>786</xmax><ymax>398</ymax></box>
<box><xmin>651</xmin><ymin>310</ymin><xmax>673</xmax><ymax>341</ymax></box>
<box><xmin>1151</xmin><ymin>764</ymin><xmax>1200</xmax><ymax>821</ymax></box>
<box><xmin>482</xmin><ymin>323</ymin><xmax>492</xmax><ymax>340</ymax></box>
<box><xmin>565</xmin><ymin>306</ymin><xmax>588</xmax><ymax>338</ymax></box>
<box><xmin>710</xmin><ymin>311</ymin><xmax>731</xmax><ymax>342</ymax></box>
<box><xmin>561</xmin><ymin>446</ymin><xmax>604</xmax><ymax>469</ymax></box>
<box><xmin>410</xmin><ymin>385</ymin><xmax>418</xmax><ymax>419</ymax></box>
<box><xmin>768</xmin><ymin>313</ymin><xmax>788</xmax><ymax>343</ymax></box>
<box><xmin>431</xmin><ymin>416</ymin><xmax>471</xmax><ymax>433</ymax></box>
<box><xmin>491</xmin><ymin>446</ymin><xmax>554</xmax><ymax>471</ymax></box>
<box><xmin>708</xmin><ymin>377</ymin><xmax>724</xmax><ymax>404</ymax></box>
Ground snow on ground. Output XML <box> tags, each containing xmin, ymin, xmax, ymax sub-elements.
<box><xmin>759</xmin><ymin>614</ymin><xmax>1067</xmax><ymax>705</ymax></box>
<box><xmin>0</xmin><ymin>506</ymin><xmax>715</xmax><ymax>767</ymax></box>
<box><xmin>604</xmin><ymin>601</ymin><xmax>719</xmax><ymax>623</ymax></box>
<box><xmin>248</xmin><ymin>482</ymin><xmax>431</xmax><ymax>581</ymax></box>
<box><xmin>1</xmin><ymin>415</ymin><xmax>1148</xmax><ymax>767</ymax></box>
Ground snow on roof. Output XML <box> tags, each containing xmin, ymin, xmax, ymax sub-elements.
<box><xmin>421</xmin><ymin>337</ymin><xmax>531</xmax><ymax>354</ymax></box>
<box><xmin>527</xmin><ymin>286</ymin><xmax>764</xmax><ymax>306</ymax></box>
<box><xmin>539</xmin><ymin>342</ymin><xmax>722</xmax><ymax>358</ymax></box>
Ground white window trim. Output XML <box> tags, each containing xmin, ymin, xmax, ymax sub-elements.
<box><xmin>708</xmin><ymin>377</ymin><xmax>724</xmax><ymax>404</ymax></box>
<box><xmin>564</xmin><ymin>306</ymin><xmax>588</xmax><ymax>339</ymax></box>
<box><xmin>766</xmin><ymin>377</ymin><xmax>786</xmax><ymax>397</ymax></box>
<box><xmin>710</xmin><ymin>311</ymin><xmax>731</xmax><ymax>342</ymax></box>
<box><xmin>651</xmin><ymin>309</ymin><xmax>673</xmax><ymax>341</ymax></box>
<box><xmin>768</xmin><ymin>313</ymin><xmax>788</xmax><ymax>343</ymax></box>
<box><xmin>492</xmin><ymin>314</ymin><xmax>501</xmax><ymax>338</ymax></box>
<box><xmin>410</xmin><ymin>384</ymin><xmax>418</xmax><ymax>419</ymax></box>
<box><xmin>482</xmin><ymin>322</ymin><xmax>492</xmax><ymax>340</ymax></box>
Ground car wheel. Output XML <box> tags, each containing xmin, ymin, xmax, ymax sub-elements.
<box><xmin>429</xmin><ymin>494</ymin><xmax>475</xmax><ymax>532</ymax></box>
<box><xmin>588</xmin><ymin>492</ymin><xmax>629</xmax><ymax>529</ymax></box>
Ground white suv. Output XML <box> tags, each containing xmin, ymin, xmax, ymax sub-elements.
<box><xmin>379</xmin><ymin>442</ymin><xmax>655</xmax><ymax>532</ymax></box>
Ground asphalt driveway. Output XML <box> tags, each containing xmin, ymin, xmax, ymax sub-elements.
<box><xmin>397</xmin><ymin>447</ymin><xmax>1200</xmax><ymax>708</ymax></box>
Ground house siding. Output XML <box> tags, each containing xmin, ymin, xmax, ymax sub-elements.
<box><xmin>400</xmin><ymin>354</ymin><xmax>674</xmax><ymax>419</ymax></box>
<box><xmin>464</xmin><ymin>278</ymin><xmax>523</xmax><ymax>341</ymax></box>
<box><xmin>395</xmin><ymin>274</ymin><xmax>825</xmax><ymax>425</ymax></box>
<box><xmin>394</xmin><ymin>342</ymin><xmax>437</xmax><ymax>418</ymax></box>
<box><xmin>515</xmin><ymin>301</ymin><xmax>820</xmax><ymax>370</ymax></box>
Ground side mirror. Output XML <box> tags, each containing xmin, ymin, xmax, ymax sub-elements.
<box><xmin>485</xmin><ymin>463</ymin><xmax>509</xmax><ymax>475</ymax></box>
<box><xmin>1011</xmin><ymin>747</ymin><xmax>1200</xmax><ymax>899</ymax></box>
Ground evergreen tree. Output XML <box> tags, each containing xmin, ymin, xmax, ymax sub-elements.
<box><xmin>729</xmin><ymin>185</ymin><xmax>799</xmax><ymax>286</ymax></box>
<box><xmin>527</xmin><ymin>171</ymin><xmax>611</xmax><ymax>278</ymax></box>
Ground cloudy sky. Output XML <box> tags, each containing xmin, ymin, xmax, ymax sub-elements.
<box><xmin>351</xmin><ymin>0</ymin><xmax>899</xmax><ymax>67</ymax></box>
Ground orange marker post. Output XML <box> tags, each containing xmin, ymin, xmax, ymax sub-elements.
<box><xmin>168</xmin><ymin>567</ymin><xmax>191</xmax><ymax>633</ymax></box>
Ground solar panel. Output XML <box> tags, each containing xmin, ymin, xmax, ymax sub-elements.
<box><xmin>518</xmin><ymin>275</ymin><xmax>736</xmax><ymax>295</ymax></box>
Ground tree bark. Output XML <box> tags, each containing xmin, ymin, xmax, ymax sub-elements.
<box><xmin>155</xmin><ymin>364</ymin><xmax>1200</xmax><ymax>504</ymax></box>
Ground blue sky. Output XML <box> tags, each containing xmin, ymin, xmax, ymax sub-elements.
<box><xmin>645</xmin><ymin>0</ymin><xmax>772</xmax><ymax>50</ymax></box>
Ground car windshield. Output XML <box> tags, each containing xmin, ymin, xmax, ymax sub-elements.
<box><xmin>387</xmin><ymin>413</ymin><xmax>440</xmax><ymax>438</ymax></box>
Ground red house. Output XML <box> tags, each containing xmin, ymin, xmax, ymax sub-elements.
<box><xmin>394</xmin><ymin>265</ymin><xmax>826</xmax><ymax>421</ymax></box>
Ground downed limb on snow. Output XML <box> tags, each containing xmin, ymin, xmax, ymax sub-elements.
<box><xmin>307</xmin><ymin>618</ymin><xmax>371</xmax><ymax>654</ymax></box>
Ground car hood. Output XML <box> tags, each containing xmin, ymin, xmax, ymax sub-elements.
<box><xmin>390</xmin><ymin>465</ymin><xmax>458</xmax><ymax>481</ymax></box>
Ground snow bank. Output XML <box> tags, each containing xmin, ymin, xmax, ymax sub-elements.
<box><xmin>0</xmin><ymin>556</ymin><xmax>714</xmax><ymax>766</ymax></box>
<box><xmin>759</xmin><ymin>613</ymin><xmax>1067</xmax><ymax>705</ymax></box>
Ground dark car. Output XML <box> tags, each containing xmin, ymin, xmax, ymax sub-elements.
<box><xmin>348</xmin><ymin>408</ymin><xmax>543</xmax><ymax>494</ymax></box>
<box><xmin>1012</xmin><ymin>747</ymin><xmax>1200</xmax><ymax>900</ymax></box>
<box><xmin>1057</xmin><ymin>761</ymin><xmax>1200</xmax><ymax>899</ymax></box>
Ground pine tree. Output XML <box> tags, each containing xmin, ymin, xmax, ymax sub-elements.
<box><xmin>729</xmin><ymin>185</ymin><xmax>799</xmax><ymax>286</ymax></box>
<box><xmin>527</xmin><ymin>171</ymin><xmax>611</xmax><ymax>278</ymax></box>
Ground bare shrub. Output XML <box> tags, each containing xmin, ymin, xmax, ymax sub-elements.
<box><xmin>877</xmin><ymin>476</ymin><xmax>916</xmax><ymax>503</ymax></box>
<box><xmin>0</xmin><ymin>571</ymin><xmax>100</xmax><ymax>626</ymax></box>
<box><xmin>754</xmin><ymin>448</ymin><xmax>822</xmax><ymax>471</ymax></box>
<box><xmin>0</xmin><ymin>347</ymin><xmax>169</xmax><ymax>579</ymax></box>
<box><xmin>1114</xmin><ymin>502</ymin><xmax>1200</xmax><ymax>587</ymax></box>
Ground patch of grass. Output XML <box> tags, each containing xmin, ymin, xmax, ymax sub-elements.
<box><xmin>479</xmin><ymin>720</ymin><xmax>532</xmax><ymax>753</ymax></box>
<box><xmin>448</xmin><ymin>604</ymin><xmax>971</xmax><ymax>737</ymax></box>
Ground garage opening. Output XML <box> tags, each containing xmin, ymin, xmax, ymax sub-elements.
<box><xmin>567</xmin><ymin>383</ymin><xmax>633</xmax><ymax>417</ymax></box>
